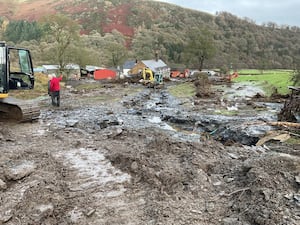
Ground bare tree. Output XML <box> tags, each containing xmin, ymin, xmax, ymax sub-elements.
<box><xmin>41</xmin><ymin>14</ymin><xmax>80</xmax><ymax>73</ymax></box>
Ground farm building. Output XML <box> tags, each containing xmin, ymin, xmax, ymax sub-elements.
<box><xmin>80</xmin><ymin>65</ymin><xmax>103</xmax><ymax>79</ymax></box>
<box><xmin>42</xmin><ymin>65</ymin><xmax>60</xmax><ymax>75</ymax></box>
<box><xmin>122</xmin><ymin>60</ymin><xmax>137</xmax><ymax>76</ymax></box>
<box><xmin>42</xmin><ymin>64</ymin><xmax>80</xmax><ymax>79</ymax></box>
<box><xmin>129</xmin><ymin>59</ymin><xmax>170</xmax><ymax>79</ymax></box>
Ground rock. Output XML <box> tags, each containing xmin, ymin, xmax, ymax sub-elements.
<box><xmin>34</xmin><ymin>204</ymin><xmax>54</xmax><ymax>218</ymax></box>
<box><xmin>107</xmin><ymin>128</ymin><xmax>123</xmax><ymax>138</ymax></box>
<box><xmin>222</xmin><ymin>217</ymin><xmax>238</xmax><ymax>225</ymax></box>
<box><xmin>225</xmin><ymin>177</ymin><xmax>235</xmax><ymax>183</ymax></box>
<box><xmin>66</xmin><ymin>119</ymin><xmax>79</xmax><ymax>127</ymax></box>
<box><xmin>213</xmin><ymin>181</ymin><xmax>222</xmax><ymax>186</ymax></box>
<box><xmin>0</xmin><ymin>178</ymin><xmax>7</xmax><ymax>190</ymax></box>
<box><xmin>227</xmin><ymin>153</ymin><xmax>239</xmax><ymax>159</ymax></box>
<box><xmin>295</xmin><ymin>175</ymin><xmax>300</xmax><ymax>184</ymax></box>
<box><xmin>294</xmin><ymin>194</ymin><xmax>300</xmax><ymax>206</ymax></box>
<box><xmin>98</xmin><ymin>120</ymin><xmax>108</xmax><ymax>129</ymax></box>
<box><xmin>284</xmin><ymin>193</ymin><xmax>294</xmax><ymax>200</ymax></box>
<box><xmin>131</xmin><ymin>161</ymin><xmax>138</xmax><ymax>172</ymax></box>
<box><xmin>262</xmin><ymin>189</ymin><xmax>272</xmax><ymax>201</ymax></box>
<box><xmin>5</xmin><ymin>160</ymin><xmax>36</xmax><ymax>181</ymax></box>
<box><xmin>0</xmin><ymin>210</ymin><xmax>13</xmax><ymax>223</ymax></box>
<box><xmin>85</xmin><ymin>208</ymin><xmax>96</xmax><ymax>217</ymax></box>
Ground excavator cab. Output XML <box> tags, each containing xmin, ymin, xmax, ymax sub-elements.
<box><xmin>0</xmin><ymin>42</ymin><xmax>34</xmax><ymax>94</ymax></box>
<box><xmin>0</xmin><ymin>42</ymin><xmax>39</xmax><ymax>122</ymax></box>
<box><xmin>154</xmin><ymin>72</ymin><xmax>163</xmax><ymax>84</ymax></box>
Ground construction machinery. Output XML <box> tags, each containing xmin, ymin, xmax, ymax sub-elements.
<box><xmin>170</xmin><ymin>69</ymin><xmax>189</xmax><ymax>78</ymax></box>
<box><xmin>0</xmin><ymin>42</ymin><xmax>40</xmax><ymax>122</ymax></box>
<box><xmin>226</xmin><ymin>71</ymin><xmax>239</xmax><ymax>82</ymax></box>
<box><xmin>141</xmin><ymin>67</ymin><xmax>163</xmax><ymax>87</ymax></box>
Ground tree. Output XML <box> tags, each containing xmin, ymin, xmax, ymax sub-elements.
<box><xmin>41</xmin><ymin>14</ymin><xmax>80</xmax><ymax>72</ymax></box>
<box><xmin>102</xmin><ymin>31</ymin><xmax>128</xmax><ymax>67</ymax></box>
<box><xmin>107</xmin><ymin>43</ymin><xmax>127</xmax><ymax>67</ymax></box>
<box><xmin>184</xmin><ymin>28</ymin><xmax>216</xmax><ymax>70</ymax></box>
<box><xmin>68</xmin><ymin>44</ymin><xmax>100</xmax><ymax>68</ymax></box>
<box><xmin>3</xmin><ymin>20</ymin><xmax>43</xmax><ymax>43</ymax></box>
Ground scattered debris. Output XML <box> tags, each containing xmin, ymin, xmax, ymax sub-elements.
<box><xmin>0</xmin><ymin>79</ymin><xmax>299</xmax><ymax>224</ymax></box>
<box><xmin>256</xmin><ymin>131</ymin><xmax>291</xmax><ymax>146</ymax></box>
<box><xmin>278</xmin><ymin>86</ymin><xmax>300</xmax><ymax>122</ymax></box>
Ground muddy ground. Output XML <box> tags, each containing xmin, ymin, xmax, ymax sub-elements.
<box><xmin>0</xmin><ymin>79</ymin><xmax>299</xmax><ymax>225</ymax></box>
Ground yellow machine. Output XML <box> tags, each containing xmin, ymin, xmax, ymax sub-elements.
<box><xmin>141</xmin><ymin>67</ymin><xmax>163</xmax><ymax>86</ymax></box>
<box><xmin>142</xmin><ymin>67</ymin><xmax>154</xmax><ymax>82</ymax></box>
<box><xmin>0</xmin><ymin>42</ymin><xmax>40</xmax><ymax>122</ymax></box>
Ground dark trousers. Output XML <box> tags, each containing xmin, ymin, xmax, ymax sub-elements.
<box><xmin>50</xmin><ymin>91</ymin><xmax>60</xmax><ymax>106</ymax></box>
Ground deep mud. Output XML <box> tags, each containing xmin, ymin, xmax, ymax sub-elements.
<box><xmin>0</xmin><ymin>79</ymin><xmax>299</xmax><ymax>225</ymax></box>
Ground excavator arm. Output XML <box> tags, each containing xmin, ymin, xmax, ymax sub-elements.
<box><xmin>142</xmin><ymin>67</ymin><xmax>155</xmax><ymax>82</ymax></box>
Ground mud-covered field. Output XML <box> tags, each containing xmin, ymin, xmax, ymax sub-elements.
<box><xmin>0</xmin><ymin>79</ymin><xmax>299</xmax><ymax>225</ymax></box>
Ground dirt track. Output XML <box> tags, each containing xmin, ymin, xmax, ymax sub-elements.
<box><xmin>0</xmin><ymin>80</ymin><xmax>299</xmax><ymax>225</ymax></box>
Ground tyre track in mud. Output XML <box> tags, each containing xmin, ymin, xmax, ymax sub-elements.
<box><xmin>37</xmin><ymin>113</ymin><xmax>147</xmax><ymax>224</ymax></box>
<box><xmin>0</xmin><ymin>113</ymin><xmax>146</xmax><ymax>224</ymax></box>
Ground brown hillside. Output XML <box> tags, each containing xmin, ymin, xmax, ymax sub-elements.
<box><xmin>1</xmin><ymin>0</ymin><xmax>300</xmax><ymax>69</ymax></box>
<box><xmin>0</xmin><ymin>0</ymin><xmax>69</xmax><ymax>21</ymax></box>
<box><xmin>103</xmin><ymin>3</ymin><xmax>134</xmax><ymax>37</ymax></box>
<box><xmin>0</xmin><ymin>0</ymin><xmax>135</xmax><ymax>43</ymax></box>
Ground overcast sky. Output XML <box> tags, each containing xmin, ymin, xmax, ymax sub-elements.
<box><xmin>156</xmin><ymin>0</ymin><xmax>300</xmax><ymax>27</ymax></box>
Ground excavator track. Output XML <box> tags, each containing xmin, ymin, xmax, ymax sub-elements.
<box><xmin>0</xmin><ymin>97</ymin><xmax>40</xmax><ymax>122</ymax></box>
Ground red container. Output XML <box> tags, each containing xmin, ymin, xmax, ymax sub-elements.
<box><xmin>94</xmin><ymin>69</ymin><xmax>116</xmax><ymax>80</ymax></box>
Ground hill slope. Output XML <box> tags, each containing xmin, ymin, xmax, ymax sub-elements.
<box><xmin>1</xmin><ymin>0</ymin><xmax>300</xmax><ymax>69</ymax></box>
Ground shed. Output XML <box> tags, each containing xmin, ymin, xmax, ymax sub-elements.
<box><xmin>42</xmin><ymin>65</ymin><xmax>60</xmax><ymax>75</ymax></box>
<box><xmin>122</xmin><ymin>60</ymin><xmax>137</xmax><ymax>76</ymax></box>
<box><xmin>94</xmin><ymin>69</ymin><xmax>117</xmax><ymax>80</ymax></box>
<box><xmin>129</xmin><ymin>59</ymin><xmax>170</xmax><ymax>79</ymax></box>
<box><xmin>65</xmin><ymin>64</ymin><xmax>81</xmax><ymax>79</ymax></box>
<box><xmin>80</xmin><ymin>65</ymin><xmax>104</xmax><ymax>79</ymax></box>
<box><xmin>42</xmin><ymin>64</ymin><xmax>80</xmax><ymax>78</ymax></box>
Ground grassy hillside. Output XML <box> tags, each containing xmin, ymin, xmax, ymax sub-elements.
<box><xmin>1</xmin><ymin>0</ymin><xmax>300</xmax><ymax>70</ymax></box>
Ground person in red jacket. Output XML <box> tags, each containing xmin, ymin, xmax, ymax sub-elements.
<box><xmin>49</xmin><ymin>74</ymin><xmax>63</xmax><ymax>107</ymax></box>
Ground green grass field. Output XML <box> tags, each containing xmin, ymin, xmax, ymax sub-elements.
<box><xmin>168</xmin><ymin>82</ymin><xmax>196</xmax><ymax>98</ymax></box>
<box><xmin>234</xmin><ymin>69</ymin><xmax>294</xmax><ymax>96</ymax></box>
<box><xmin>169</xmin><ymin>69</ymin><xmax>295</xmax><ymax>98</ymax></box>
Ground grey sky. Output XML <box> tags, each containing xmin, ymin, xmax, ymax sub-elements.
<box><xmin>157</xmin><ymin>0</ymin><xmax>300</xmax><ymax>27</ymax></box>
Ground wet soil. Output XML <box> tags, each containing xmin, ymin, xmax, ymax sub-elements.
<box><xmin>0</xmin><ymin>79</ymin><xmax>299</xmax><ymax>225</ymax></box>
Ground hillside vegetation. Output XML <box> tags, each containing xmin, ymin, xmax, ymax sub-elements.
<box><xmin>0</xmin><ymin>0</ymin><xmax>300</xmax><ymax>73</ymax></box>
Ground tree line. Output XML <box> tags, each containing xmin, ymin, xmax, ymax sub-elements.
<box><xmin>0</xmin><ymin>1</ymin><xmax>299</xmax><ymax>85</ymax></box>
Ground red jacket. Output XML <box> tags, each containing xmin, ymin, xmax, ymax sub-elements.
<box><xmin>50</xmin><ymin>75</ymin><xmax>62</xmax><ymax>92</ymax></box>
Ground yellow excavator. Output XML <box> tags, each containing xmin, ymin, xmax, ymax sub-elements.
<box><xmin>141</xmin><ymin>67</ymin><xmax>163</xmax><ymax>87</ymax></box>
<box><xmin>0</xmin><ymin>42</ymin><xmax>40</xmax><ymax>122</ymax></box>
